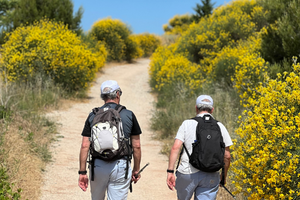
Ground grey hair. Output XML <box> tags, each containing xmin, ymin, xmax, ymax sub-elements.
<box><xmin>100</xmin><ymin>87</ymin><xmax>121</xmax><ymax>101</ymax></box>
<box><xmin>196</xmin><ymin>104</ymin><xmax>213</xmax><ymax>112</ymax></box>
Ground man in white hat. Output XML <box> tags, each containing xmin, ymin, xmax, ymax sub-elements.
<box><xmin>166</xmin><ymin>95</ymin><xmax>232</xmax><ymax>200</ymax></box>
<box><xmin>78</xmin><ymin>80</ymin><xmax>142</xmax><ymax>200</ymax></box>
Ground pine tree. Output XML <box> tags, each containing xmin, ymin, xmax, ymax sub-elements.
<box><xmin>192</xmin><ymin>0</ymin><xmax>215</xmax><ymax>23</ymax></box>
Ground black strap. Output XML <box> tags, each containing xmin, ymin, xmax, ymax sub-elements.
<box><xmin>130</xmin><ymin>182</ymin><xmax>133</xmax><ymax>193</ymax></box>
<box><xmin>91</xmin><ymin>157</ymin><xmax>95</xmax><ymax>181</ymax></box>
<box><xmin>176</xmin><ymin>144</ymin><xmax>190</xmax><ymax>170</ymax></box>
<box><xmin>125</xmin><ymin>158</ymin><xmax>129</xmax><ymax>179</ymax></box>
<box><xmin>115</xmin><ymin>104</ymin><xmax>123</xmax><ymax>112</ymax></box>
<box><xmin>176</xmin><ymin>117</ymin><xmax>202</xmax><ymax>170</ymax></box>
<box><xmin>220</xmin><ymin>166</ymin><xmax>225</xmax><ymax>185</ymax></box>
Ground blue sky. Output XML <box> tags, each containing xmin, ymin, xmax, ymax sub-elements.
<box><xmin>72</xmin><ymin>0</ymin><xmax>230</xmax><ymax>35</ymax></box>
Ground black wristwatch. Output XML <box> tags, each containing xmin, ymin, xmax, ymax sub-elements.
<box><xmin>167</xmin><ymin>169</ymin><xmax>174</xmax><ymax>173</ymax></box>
<box><xmin>78</xmin><ymin>170</ymin><xmax>87</xmax><ymax>175</ymax></box>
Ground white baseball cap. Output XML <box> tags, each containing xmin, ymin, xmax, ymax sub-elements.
<box><xmin>100</xmin><ymin>80</ymin><xmax>120</xmax><ymax>94</ymax></box>
<box><xmin>196</xmin><ymin>95</ymin><xmax>213</xmax><ymax>107</ymax></box>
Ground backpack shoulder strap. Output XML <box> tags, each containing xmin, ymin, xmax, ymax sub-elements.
<box><xmin>192</xmin><ymin>114</ymin><xmax>219</xmax><ymax>140</ymax></box>
<box><xmin>92</xmin><ymin>107</ymin><xmax>100</xmax><ymax>114</ymax></box>
<box><xmin>115</xmin><ymin>104</ymin><xmax>126</xmax><ymax>113</ymax></box>
<box><xmin>176</xmin><ymin>143</ymin><xmax>190</xmax><ymax>170</ymax></box>
<box><xmin>89</xmin><ymin>108</ymin><xmax>101</xmax><ymax>126</ymax></box>
<box><xmin>191</xmin><ymin>116</ymin><xmax>204</xmax><ymax>141</ymax></box>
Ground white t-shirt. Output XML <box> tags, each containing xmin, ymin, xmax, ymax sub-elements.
<box><xmin>175</xmin><ymin>113</ymin><xmax>233</xmax><ymax>174</ymax></box>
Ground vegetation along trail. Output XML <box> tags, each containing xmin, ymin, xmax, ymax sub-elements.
<box><xmin>40</xmin><ymin>59</ymin><xmax>177</xmax><ymax>200</ymax></box>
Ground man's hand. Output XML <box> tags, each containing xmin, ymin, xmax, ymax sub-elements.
<box><xmin>78</xmin><ymin>174</ymin><xmax>89</xmax><ymax>191</ymax></box>
<box><xmin>131</xmin><ymin>170</ymin><xmax>141</xmax><ymax>184</ymax></box>
<box><xmin>167</xmin><ymin>173</ymin><xmax>176</xmax><ymax>191</ymax></box>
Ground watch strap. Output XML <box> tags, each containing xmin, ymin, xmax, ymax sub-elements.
<box><xmin>78</xmin><ymin>170</ymin><xmax>87</xmax><ymax>175</ymax></box>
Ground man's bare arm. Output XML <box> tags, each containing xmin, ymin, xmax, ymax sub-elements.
<box><xmin>223</xmin><ymin>147</ymin><xmax>231</xmax><ymax>184</ymax></box>
<box><xmin>78</xmin><ymin>136</ymin><xmax>90</xmax><ymax>191</ymax></box>
<box><xmin>79</xmin><ymin>136</ymin><xmax>90</xmax><ymax>171</ymax></box>
<box><xmin>131</xmin><ymin>135</ymin><xmax>141</xmax><ymax>183</ymax></box>
<box><xmin>167</xmin><ymin>139</ymin><xmax>183</xmax><ymax>191</ymax></box>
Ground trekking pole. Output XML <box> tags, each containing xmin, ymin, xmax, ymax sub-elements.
<box><xmin>220</xmin><ymin>184</ymin><xmax>236</xmax><ymax>199</ymax></box>
<box><xmin>130</xmin><ymin>163</ymin><xmax>150</xmax><ymax>193</ymax></box>
<box><xmin>135</xmin><ymin>162</ymin><xmax>150</xmax><ymax>178</ymax></box>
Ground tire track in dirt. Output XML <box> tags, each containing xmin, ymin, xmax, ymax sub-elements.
<box><xmin>40</xmin><ymin>59</ymin><xmax>177</xmax><ymax>200</ymax></box>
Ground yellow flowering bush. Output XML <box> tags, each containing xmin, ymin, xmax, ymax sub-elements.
<box><xmin>131</xmin><ymin>33</ymin><xmax>161</xmax><ymax>57</ymax></box>
<box><xmin>149</xmin><ymin>0</ymin><xmax>267</xmax><ymax>103</ymax></box>
<box><xmin>155</xmin><ymin>55</ymin><xmax>203</xmax><ymax>93</ymax></box>
<box><xmin>231</xmin><ymin>61</ymin><xmax>300</xmax><ymax>199</ymax></box>
<box><xmin>89</xmin><ymin>18</ymin><xmax>139</xmax><ymax>62</ymax></box>
<box><xmin>149</xmin><ymin>44</ymin><xmax>206</xmax><ymax>95</ymax></box>
<box><xmin>212</xmin><ymin>34</ymin><xmax>267</xmax><ymax>98</ymax></box>
<box><xmin>163</xmin><ymin>14</ymin><xmax>193</xmax><ymax>35</ymax></box>
<box><xmin>175</xmin><ymin>0</ymin><xmax>259</xmax><ymax>63</ymax></box>
<box><xmin>149</xmin><ymin>45</ymin><xmax>176</xmax><ymax>89</ymax></box>
<box><xmin>1</xmin><ymin>19</ymin><xmax>106</xmax><ymax>92</ymax></box>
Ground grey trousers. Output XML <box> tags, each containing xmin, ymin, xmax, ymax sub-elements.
<box><xmin>175</xmin><ymin>171</ymin><xmax>219</xmax><ymax>200</ymax></box>
<box><xmin>90</xmin><ymin>159</ymin><xmax>132</xmax><ymax>200</ymax></box>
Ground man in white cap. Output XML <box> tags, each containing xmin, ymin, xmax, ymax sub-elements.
<box><xmin>78</xmin><ymin>80</ymin><xmax>142</xmax><ymax>200</ymax></box>
<box><xmin>166</xmin><ymin>95</ymin><xmax>232</xmax><ymax>200</ymax></box>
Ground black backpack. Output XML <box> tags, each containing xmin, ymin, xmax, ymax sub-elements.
<box><xmin>177</xmin><ymin>114</ymin><xmax>225</xmax><ymax>173</ymax></box>
<box><xmin>88</xmin><ymin>104</ymin><xmax>132</xmax><ymax>181</ymax></box>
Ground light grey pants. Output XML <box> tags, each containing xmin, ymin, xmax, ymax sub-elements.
<box><xmin>90</xmin><ymin>159</ymin><xmax>132</xmax><ymax>200</ymax></box>
<box><xmin>175</xmin><ymin>171</ymin><xmax>220</xmax><ymax>200</ymax></box>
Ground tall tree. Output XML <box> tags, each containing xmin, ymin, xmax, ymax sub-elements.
<box><xmin>0</xmin><ymin>0</ymin><xmax>84</xmax><ymax>44</ymax></box>
<box><xmin>12</xmin><ymin>0</ymin><xmax>83</xmax><ymax>34</ymax></box>
<box><xmin>0</xmin><ymin>0</ymin><xmax>17</xmax><ymax>43</ymax></box>
<box><xmin>192</xmin><ymin>0</ymin><xmax>215</xmax><ymax>23</ymax></box>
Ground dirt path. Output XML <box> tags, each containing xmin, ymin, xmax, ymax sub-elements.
<box><xmin>40</xmin><ymin>59</ymin><xmax>177</xmax><ymax>200</ymax></box>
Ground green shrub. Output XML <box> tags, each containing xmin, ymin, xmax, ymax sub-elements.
<box><xmin>0</xmin><ymin>106</ymin><xmax>11</xmax><ymax>120</ymax></box>
<box><xmin>259</xmin><ymin>0</ymin><xmax>300</xmax><ymax>64</ymax></box>
<box><xmin>0</xmin><ymin>166</ymin><xmax>22</xmax><ymax>200</ymax></box>
<box><xmin>260</xmin><ymin>25</ymin><xmax>285</xmax><ymax>63</ymax></box>
<box><xmin>124</xmin><ymin>36</ymin><xmax>143</xmax><ymax>62</ymax></box>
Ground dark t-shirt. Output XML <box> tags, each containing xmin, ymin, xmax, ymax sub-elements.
<box><xmin>81</xmin><ymin>102</ymin><xmax>142</xmax><ymax>138</ymax></box>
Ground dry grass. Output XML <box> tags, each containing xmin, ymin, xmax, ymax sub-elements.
<box><xmin>3</xmin><ymin>133</ymin><xmax>43</xmax><ymax>200</ymax></box>
<box><xmin>158</xmin><ymin>34</ymin><xmax>179</xmax><ymax>46</ymax></box>
<box><xmin>2</xmin><ymin>115</ymin><xmax>55</xmax><ymax>200</ymax></box>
